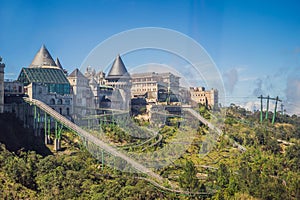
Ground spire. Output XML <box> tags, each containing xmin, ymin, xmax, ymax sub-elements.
<box><xmin>55</xmin><ymin>57</ymin><xmax>63</xmax><ymax>69</ymax></box>
<box><xmin>29</xmin><ymin>45</ymin><xmax>57</xmax><ymax>68</ymax></box>
<box><xmin>106</xmin><ymin>54</ymin><xmax>130</xmax><ymax>80</ymax></box>
<box><xmin>68</xmin><ymin>68</ymin><xmax>85</xmax><ymax>78</ymax></box>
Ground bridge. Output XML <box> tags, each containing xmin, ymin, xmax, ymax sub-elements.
<box><xmin>23</xmin><ymin>97</ymin><xmax>163</xmax><ymax>181</ymax></box>
<box><xmin>23</xmin><ymin>97</ymin><xmax>245</xmax><ymax>195</ymax></box>
<box><xmin>150</xmin><ymin>106</ymin><xmax>246</xmax><ymax>152</ymax></box>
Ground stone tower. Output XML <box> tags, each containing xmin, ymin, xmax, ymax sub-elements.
<box><xmin>29</xmin><ymin>45</ymin><xmax>59</xmax><ymax>68</ymax></box>
<box><xmin>106</xmin><ymin>55</ymin><xmax>131</xmax><ymax>110</ymax></box>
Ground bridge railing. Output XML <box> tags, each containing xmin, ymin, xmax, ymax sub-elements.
<box><xmin>23</xmin><ymin>97</ymin><xmax>164</xmax><ymax>181</ymax></box>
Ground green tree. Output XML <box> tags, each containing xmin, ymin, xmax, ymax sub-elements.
<box><xmin>286</xmin><ymin>172</ymin><xmax>300</xmax><ymax>199</ymax></box>
<box><xmin>265</xmin><ymin>138</ymin><xmax>281</xmax><ymax>154</ymax></box>
<box><xmin>217</xmin><ymin>163</ymin><xmax>230</xmax><ymax>188</ymax></box>
<box><xmin>285</xmin><ymin>144</ymin><xmax>300</xmax><ymax>171</ymax></box>
<box><xmin>199</xmin><ymin>104</ymin><xmax>211</xmax><ymax>120</ymax></box>
<box><xmin>179</xmin><ymin>160</ymin><xmax>199</xmax><ymax>192</ymax></box>
<box><xmin>4</xmin><ymin>151</ymin><xmax>39</xmax><ymax>190</ymax></box>
<box><xmin>225</xmin><ymin>175</ymin><xmax>239</xmax><ymax>197</ymax></box>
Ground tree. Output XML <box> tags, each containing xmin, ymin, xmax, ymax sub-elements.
<box><xmin>4</xmin><ymin>151</ymin><xmax>39</xmax><ymax>190</ymax></box>
<box><xmin>285</xmin><ymin>144</ymin><xmax>300</xmax><ymax>171</ymax></box>
<box><xmin>179</xmin><ymin>160</ymin><xmax>199</xmax><ymax>192</ymax></box>
<box><xmin>287</xmin><ymin>172</ymin><xmax>300</xmax><ymax>199</ymax></box>
<box><xmin>215</xmin><ymin>162</ymin><xmax>231</xmax><ymax>198</ymax></box>
<box><xmin>224</xmin><ymin>175</ymin><xmax>239</xmax><ymax>198</ymax></box>
<box><xmin>199</xmin><ymin>104</ymin><xmax>211</xmax><ymax>120</ymax></box>
<box><xmin>265</xmin><ymin>138</ymin><xmax>281</xmax><ymax>154</ymax></box>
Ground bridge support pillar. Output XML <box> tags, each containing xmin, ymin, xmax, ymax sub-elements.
<box><xmin>44</xmin><ymin>135</ymin><xmax>48</xmax><ymax>145</ymax></box>
<box><xmin>37</xmin><ymin>110</ymin><xmax>41</xmax><ymax>137</ymax></box>
<box><xmin>54</xmin><ymin>138</ymin><xmax>61</xmax><ymax>151</ymax></box>
<box><xmin>33</xmin><ymin>105</ymin><xmax>38</xmax><ymax>136</ymax></box>
<box><xmin>44</xmin><ymin>113</ymin><xmax>48</xmax><ymax>144</ymax></box>
<box><xmin>54</xmin><ymin>120</ymin><xmax>63</xmax><ymax>151</ymax></box>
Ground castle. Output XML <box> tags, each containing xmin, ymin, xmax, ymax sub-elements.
<box><xmin>190</xmin><ymin>87</ymin><xmax>218</xmax><ymax>108</ymax></box>
<box><xmin>17</xmin><ymin>45</ymin><xmax>73</xmax><ymax>117</ymax></box>
<box><xmin>1</xmin><ymin>45</ymin><xmax>218</xmax><ymax>118</ymax></box>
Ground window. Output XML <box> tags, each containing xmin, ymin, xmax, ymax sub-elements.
<box><xmin>48</xmin><ymin>83</ymin><xmax>70</xmax><ymax>95</ymax></box>
<box><xmin>50</xmin><ymin>99</ymin><xmax>55</xmax><ymax>105</ymax></box>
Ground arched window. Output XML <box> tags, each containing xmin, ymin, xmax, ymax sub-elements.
<box><xmin>50</xmin><ymin>99</ymin><xmax>55</xmax><ymax>105</ymax></box>
<box><xmin>66</xmin><ymin>107</ymin><xmax>70</xmax><ymax>115</ymax></box>
<box><xmin>59</xmin><ymin>108</ymin><xmax>62</xmax><ymax>115</ymax></box>
<box><xmin>57</xmin><ymin>99</ymin><xmax>62</xmax><ymax>105</ymax></box>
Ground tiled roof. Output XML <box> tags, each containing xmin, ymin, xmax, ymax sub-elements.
<box><xmin>18</xmin><ymin>67</ymin><xmax>69</xmax><ymax>85</ymax></box>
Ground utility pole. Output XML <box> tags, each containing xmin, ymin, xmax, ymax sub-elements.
<box><xmin>271</xmin><ymin>96</ymin><xmax>282</xmax><ymax>124</ymax></box>
<box><xmin>258</xmin><ymin>95</ymin><xmax>282</xmax><ymax>124</ymax></box>
<box><xmin>258</xmin><ymin>95</ymin><xmax>263</xmax><ymax>123</ymax></box>
<box><xmin>265</xmin><ymin>95</ymin><xmax>270</xmax><ymax>120</ymax></box>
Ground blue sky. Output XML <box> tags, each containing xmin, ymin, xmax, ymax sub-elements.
<box><xmin>1</xmin><ymin>0</ymin><xmax>300</xmax><ymax>114</ymax></box>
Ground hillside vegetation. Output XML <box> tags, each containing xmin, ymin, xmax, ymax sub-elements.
<box><xmin>0</xmin><ymin>106</ymin><xmax>299</xmax><ymax>199</ymax></box>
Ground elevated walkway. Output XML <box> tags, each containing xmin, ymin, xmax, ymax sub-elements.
<box><xmin>183</xmin><ymin>108</ymin><xmax>246</xmax><ymax>152</ymax></box>
<box><xmin>23</xmin><ymin>97</ymin><xmax>163</xmax><ymax>181</ymax></box>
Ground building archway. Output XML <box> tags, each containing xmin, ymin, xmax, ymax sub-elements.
<box><xmin>158</xmin><ymin>89</ymin><xmax>167</xmax><ymax>102</ymax></box>
<box><xmin>50</xmin><ymin>99</ymin><xmax>55</xmax><ymax>105</ymax></box>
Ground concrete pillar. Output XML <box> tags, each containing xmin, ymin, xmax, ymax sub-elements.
<box><xmin>44</xmin><ymin>134</ymin><xmax>52</xmax><ymax>145</ymax></box>
<box><xmin>36</xmin><ymin>121</ymin><xmax>40</xmax><ymax>137</ymax></box>
<box><xmin>54</xmin><ymin>138</ymin><xmax>61</xmax><ymax>151</ymax></box>
<box><xmin>47</xmin><ymin>135</ymin><xmax>51</xmax><ymax>144</ymax></box>
<box><xmin>44</xmin><ymin>134</ymin><xmax>48</xmax><ymax>144</ymax></box>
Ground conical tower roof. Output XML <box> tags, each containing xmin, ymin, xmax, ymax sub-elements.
<box><xmin>68</xmin><ymin>68</ymin><xmax>85</xmax><ymax>78</ymax></box>
<box><xmin>106</xmin><ymin>55</ymin><xmax>130</xmax><ymax>80</ymax></box>
<box><xmin>29</xmin><ymin>45</ymin><xmax>57</xmax><ymax>68</ymax></box>
<box><xmin>55</xmin><ymin>57</ymin><xmax>63</xmax><ymax>69</ymax></box>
